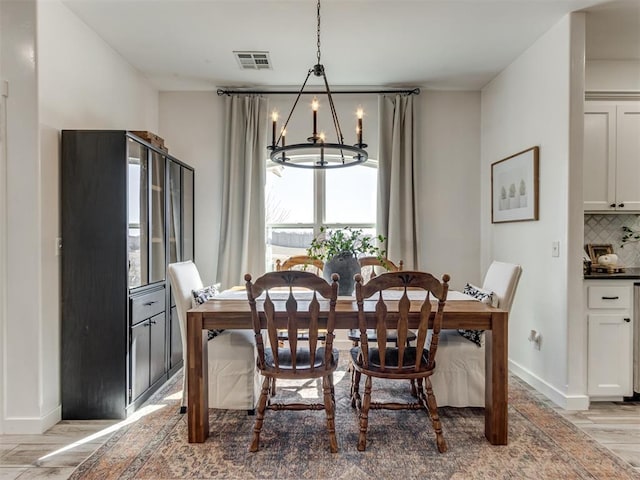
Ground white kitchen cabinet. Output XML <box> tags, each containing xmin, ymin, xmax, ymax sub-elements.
<box><xmin>584</xmin><ymin>102</ymin><xmax>640</xmax><ymax>212</ymax></box>
<box><xmin>584</xmin><ymin>281</ymin><xmax>633</xmax><ymax>399</ymax></box>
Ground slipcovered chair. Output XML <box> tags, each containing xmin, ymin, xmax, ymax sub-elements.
<box><xmin>431</xmin><ymin>261</ymin><xmax>522</xmax><ymax>407</ymax></box>
<box><xmin>168</xmin><ymin>261</ymin><xmax>261</xmax><ymax>414</ymax></box>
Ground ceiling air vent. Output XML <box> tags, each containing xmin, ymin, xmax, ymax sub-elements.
<box><xmin>234</xmin><ymin>51</ymin><xmax>272</xmax><ymax>70</ymax></box>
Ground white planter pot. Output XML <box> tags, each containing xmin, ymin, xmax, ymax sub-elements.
<box><xmin>519</xmin><ymin>194</ymin><xmax>527</xmax><ymax>208</ymax></box>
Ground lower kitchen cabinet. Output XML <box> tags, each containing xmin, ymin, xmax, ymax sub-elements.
<box><xmin>585</xmin><ymin>281</ymin><xmax>634</xmax><ymax>398</ymax></box>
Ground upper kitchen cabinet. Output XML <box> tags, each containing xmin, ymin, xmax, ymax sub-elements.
<box><xmin>584</xmin><ymin>102</ymin><xmax>640</xmax><ymax>212</ymax></box>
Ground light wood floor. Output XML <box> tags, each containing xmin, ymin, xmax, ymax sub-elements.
<box><xmin>0</xmin><ymin>396</ymin><xmax>638</xmax><ymax>479</ymax></box>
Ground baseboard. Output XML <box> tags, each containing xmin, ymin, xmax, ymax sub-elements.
<box><xmin>509</xmin><ymin>359</ymin><xmax>590</xmax><ymax>411</ymax></box>
<box><xmin>2</xmin><ymin>405</ymin><xmax>61</xmax><ymax>434</ymax></box>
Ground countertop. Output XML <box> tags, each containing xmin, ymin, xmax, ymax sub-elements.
<box><xmin>584</xmin><ymin>267</ymin><xmax>640</xmax><ymax>280</ymax></box>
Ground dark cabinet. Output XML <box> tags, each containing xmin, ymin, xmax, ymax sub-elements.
<box><xmin>61</xmin><ymin>130</ymin><xmax>194</xmax><ymax>419</ymax></box>
<box><xmin>167</xmin><ymin>159</ymin><xmax>194</xmax><ymax>371</ymax></box>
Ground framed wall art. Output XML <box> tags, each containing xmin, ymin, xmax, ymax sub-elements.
<box><xmin>491</xmin><ymin>146</ymin><xmax>539</xmax><ymax>223</ymax></box>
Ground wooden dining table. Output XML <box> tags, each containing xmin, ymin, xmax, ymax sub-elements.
<box><xmin>186</xmin><ymin>293</ymin><xmax>509</xmax><ymax>445</ymax></box>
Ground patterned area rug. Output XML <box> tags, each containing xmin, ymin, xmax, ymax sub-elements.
<box><xmin>70</xmin><ymin>358</ymin><xmax>637</xmax><ymax>480</ymax></box>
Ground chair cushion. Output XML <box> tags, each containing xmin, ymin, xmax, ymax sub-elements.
<box><xmin>350</xmin><ymin>346</ymin><xmax>429</xmax><ymax>370</ymax></box>
<box><xmin>458</xmin><ymin>283</ymin><xmax>495</xmax><ymax>346</ymax></box>
<box><xmin>192</xmin><ymin>283</ymin><xmax>223</xmax><ymax>339</ymax></box>
<box><xmin>347</xmin><ymin>329</ymin><xmax>417</xmax><ymax>342</ymax></box>
<box><xmin>264</xmin><ymin>347</ymin><xmax>339</xmax><ymax>370</ymax></box>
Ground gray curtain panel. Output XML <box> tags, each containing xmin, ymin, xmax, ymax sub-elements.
<box><xmin>216</xmin><ymin>95</ymin><xmax>268</xmax><ymax>288</ymax></box>
<box><xmin>377</xmin><ymin>94</ymin><xmax>418</xmax><ymax>269</ymax></box>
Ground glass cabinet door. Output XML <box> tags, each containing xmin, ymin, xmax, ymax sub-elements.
<box><xmin>149</xmin><ymin>151</ymin><xmax>166</xmax><ymax>283</ymax></box>
<box><xmin>168</xmin><ymin>160</ymin><xmax>182</xmax><ymax>263</ymax></box>
<box><xmin>183</xmin><ymin>168</ymin><xmax>194</xmax><ymax>261</ymax></box>
<box><xmin>128</xmin><ymin>140</ymin><xmax>149</xmax><ymax>288</ymax></box>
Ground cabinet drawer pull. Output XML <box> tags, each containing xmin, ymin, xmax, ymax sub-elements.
<box><xmin>619</xmin><ymin>203</ymin><xmax>625</xmax><ymax>208</ymax></box>
<box><xmin>143</xmin><ymin>301</ymin><xmax>157</xmax><ymax>306</ymax></box>
<box><xmin>609</xmin><ymin>203</ymin><xmax>616</xmax><ymax>208</ymax></box>
<box><xmin>601</xmin><ymin>296</ymin><xmax>620</xmax><ymax>300</ymax></box>
<box><xmin>624</xmin><ymin>318</ymin><xmax>631</xmax><ymax>323</ymax></box>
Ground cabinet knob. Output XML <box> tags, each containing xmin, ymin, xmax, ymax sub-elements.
<box><xmin>624</xmin><ymin>318</ymin><xmax>631</xmax><ymax>323</ymax></box>
<box><xmin>610</xmin><ymin>203</ymin><xmax>616</xmax><ymax>208</ymax></box>
<box><xmin>618</xmin><ymin>203</ymin><xmax>625</xmax><ymax>208</ymax></box>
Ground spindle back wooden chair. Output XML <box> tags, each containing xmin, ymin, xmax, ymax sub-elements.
<box><xmin>245</xmin><ymin>270</ymin><xmax>340</xmax><ymax>453</ymax></box>
<box><xmin>349</xmin><ymin>257</ymin><xmax>415</xmax><ymax>347</ymax></box>
<box><xmin>276</xmin><ymin>255</ymin><xmax>324</xmax><ymax>276</ymax></box>
<box><xmin>350</xmin><ymin>271</ymin><xmax>450</xmax><ymax>453</ymax></box>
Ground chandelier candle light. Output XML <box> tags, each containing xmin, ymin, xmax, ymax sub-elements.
<box><xmin>268</xmin><ymin>0</ymin><xmax>368</xmax><ymax>169</ymax></box>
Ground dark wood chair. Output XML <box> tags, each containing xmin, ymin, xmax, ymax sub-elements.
<box><xmin>245</xmin><ymin>270</ymin><xmax>340</xmax><ymax>453</ymax></box>
<box><xmin>349</xmin><ymin>257</ymin><xmax>416</xmax><ymax>347</ymax></box>
<box><xmin>350</xmin><ymin>271</ymin><xmax>450</xmax><ymax>453</ymax></box>
<box><xmin>275</xmin><ymin>255</ymin><xmax>327</xmax><ymax>345</ymax></box>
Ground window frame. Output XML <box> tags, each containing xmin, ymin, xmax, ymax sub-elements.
<box><xmin>266</xmin><ymin>159</ymin><xmax>378</xmax><ymax>237</ymax></box>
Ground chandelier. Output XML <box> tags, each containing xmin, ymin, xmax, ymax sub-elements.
<box><xmin>267</xmin><ymin>0</ymin><xmax>368</xmax><ymax>169</ymax></box>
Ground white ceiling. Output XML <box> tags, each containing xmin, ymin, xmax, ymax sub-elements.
<box><xmin>61</xmin><ymin>0</ymin><xmax>640</xmax><ymax>92</ymax></box>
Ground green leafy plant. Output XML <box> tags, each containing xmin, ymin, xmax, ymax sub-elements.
<box><xmin>307</xmin><ymin>226</ymin><xmax>388</xmax><ymax>264</ymax></box>
<box><xmin>620</xmin><ymin>225</ymin><xmax>640</xmax><ymax>248</ymax></box>
<box><xmin>519</xmin><ymin>179</ymin><xmax>526</xmax><ymax>196</ymax></box>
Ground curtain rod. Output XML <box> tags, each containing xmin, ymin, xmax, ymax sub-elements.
<box><xmin>216</xmin><ymin>87</ymin><xmax>420</xmax><ymax>96</ymax></box>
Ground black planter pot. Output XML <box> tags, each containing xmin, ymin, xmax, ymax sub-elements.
<box><xmin>323</xmin><ymin>252</ymin><xmax>361</xmax><ymax>296</ymax></box>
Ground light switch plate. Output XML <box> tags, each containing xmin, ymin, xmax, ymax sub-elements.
<box><xmin>552</xmin><ymin>241</ymin><xmax>560</xmax><ymax>257</ymax></box>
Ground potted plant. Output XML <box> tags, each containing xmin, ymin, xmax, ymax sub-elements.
<box><xmin>499</xmin><ymin>186</ymin><xmax>508</xmax><ymax>211</ymax></box>
<box><xmin>508</xmin><ymin>183</ymin><xmax>518</xmax><ymax>209</ymax></box>
<box><xmin>307</xmin><ymin>226</ymin><xmax>388</xmax><ymax>295</ymax></box>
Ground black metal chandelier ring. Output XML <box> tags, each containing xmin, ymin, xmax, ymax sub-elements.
<box><xmin>268</xmin><ymin>142</ymin><xmax>368</xmax><ymax>169</ymax></box>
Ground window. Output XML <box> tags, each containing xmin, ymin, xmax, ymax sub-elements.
<box><xmin>265</xmin><ymin>161</ymin><xmax>378</xmax><ymax>270</ymax></box>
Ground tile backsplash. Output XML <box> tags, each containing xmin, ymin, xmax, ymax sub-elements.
<box><xmin>584</xmin><ymin>214</ymin><xmax>640</xmax><ymax>267</ymax></box>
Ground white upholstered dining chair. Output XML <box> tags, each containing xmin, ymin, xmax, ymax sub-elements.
<box><xmin>430</xmin><ymin>261</ymin><xmax>522</xmax><ymax>407</ymax></box>
<box><xmin>168</xmin><ymin>261</ymin><xmax>262</xmax><ymax>413</ymax></box>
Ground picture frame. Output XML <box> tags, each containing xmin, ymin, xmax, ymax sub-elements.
<box><xmin>586</xmin><ymin>243</ymin><xmax>614</xmax><ymax>264</ymax></box>
<box><xmin>491</xmin><ymin>146</ymin><xmax>539</xmax><ymax>223</ymax></box>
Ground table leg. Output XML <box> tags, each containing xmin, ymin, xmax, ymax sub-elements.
<box><xmin>484</xmin><ymin>311</ymin><xmax>508</xmax><ymax>445</ymax></box>
<box><xmin>187</xmin><ymin>311</ymin><xmax>209</xmax><ymax>443</ymax></box>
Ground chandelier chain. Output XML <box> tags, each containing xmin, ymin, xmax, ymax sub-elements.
<box><xmin>316</xmin><ymin>0</ymin><xmax>321</xmax><ymax>64</ymax></box>
<box><xmin>267</xmin><ymin>0</ymin><xmax>368</xmax><ymax>169</ymax></box>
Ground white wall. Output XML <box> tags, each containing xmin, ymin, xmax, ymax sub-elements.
<box><xmin>480</xmin><ymin>13</ymin><xmax>587</xmax><ymax>408</ymax></box>
<box><xmin>586</xmin><ymin>60</ymin><xmax>640</xmax><ymax>91</ymax></box>
<box><xmin>158</xmin><ymin>92</ymin><xmax>224</xmax><ymax>284</ymax></box>
<box><xmin>1</xmin><ymin>0</ymin><xmax>41</xmax><ymax>434</ymax></box>
<box><xmin>0</xmin><ymin>0</ymin><xmax>159</xmax><ymax>434</ymax></box>
<box><xmin>415</xmin><ymin>91</ymin><xmax>481</xmax><ymax>289</ymax></box>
